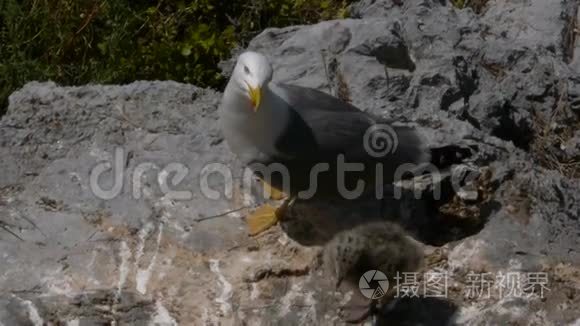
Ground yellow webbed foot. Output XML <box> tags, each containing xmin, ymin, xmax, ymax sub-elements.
<box><xmin>247</xmin><ymin>204</ymin><xmax>280</xmax><ymax>236</ymax></box>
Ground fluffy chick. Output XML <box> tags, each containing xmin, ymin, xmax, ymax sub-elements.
<box><xmin>322</xmin><ymin>221</ymin><xmax>424</xmax><ymax>323</ymax></box>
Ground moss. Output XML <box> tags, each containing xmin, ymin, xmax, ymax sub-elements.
<box><xmin>0</xmin><ymin>0</ymin><xmax>353</xmax><ymax>115</ymax></box>
<box><xmin>451</xmin><ymin>0</ymin><xmax>490</xmax><ymax>13</ymax></box>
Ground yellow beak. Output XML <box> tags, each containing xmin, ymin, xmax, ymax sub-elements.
<box><xmin>248</xmin><ymin>86</ymin><xmax>261</xmax><ymax>112</ymax></box>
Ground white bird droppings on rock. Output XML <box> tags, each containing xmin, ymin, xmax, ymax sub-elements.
<box><xmin>149</xmin><ymin>300</ymin><xmax>177</xmax><ymax>326</ymax></box>
<box><xmin>115</xmin><ymin>241</ymin><xmax>132</xmax><ymax>302</ymax></box>
<box><xmin>137</xmin><ymin>224</ymin><xmax>163</xmax><ymax>295</ymax></box>
<box><xmin>209</xmin><ymin>259</ymin><xmax>233</xmax><ymax>316</ymax></box>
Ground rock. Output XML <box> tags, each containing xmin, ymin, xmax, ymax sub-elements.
<box><xmin>562</xmin><ymin>131</ymin><xmax>580</xmax><ymax>160</ymax></box>
<box><xmin>1</xmin><ymin>0</ymin><xmax>580</xmax><ymax>324</ymax></box>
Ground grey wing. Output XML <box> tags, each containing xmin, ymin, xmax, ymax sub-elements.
<box><xmin>274</xmin><ymin>83</ymin><xmax>430</xmax><ymax>165</ymax></box>
<box><xmin>272</xmin><ymin>83</ymin><xmax>374</xmax><ymax>159</ymax></box>
<box><xmin>297</xmin><ymin>109</ymin><xmax>377</xmax><ymax>158</ymax></box>
<box><xmin>277</xmin><ymin>83</ymin><xmax>361</xmax><ymax>113</ymax></box>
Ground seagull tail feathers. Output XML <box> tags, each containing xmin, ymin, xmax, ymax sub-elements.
<box><xmin>390</xmin><ymin>125</ymin><xmax>431</xmax><ymax>166</ymax></box>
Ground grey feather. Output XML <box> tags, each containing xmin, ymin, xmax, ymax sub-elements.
<box><xmin>273</xmin><ymin>83</ymin><xmax>430</xmax><ymax>166</ymax></box>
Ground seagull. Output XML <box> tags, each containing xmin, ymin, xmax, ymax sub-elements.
<box><xmin>219</xmin><ymin>51</ymin><xmax>429</xmax><ymax>235</ymax></box>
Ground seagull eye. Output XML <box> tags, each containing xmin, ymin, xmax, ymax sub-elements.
<box><xmin>244</xmin><ymin>65</ymin><xmax>250</xmax><ymax>75</ymax></box>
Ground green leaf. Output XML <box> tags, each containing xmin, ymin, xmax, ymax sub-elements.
<box><xmin>97</xmin><ymin>42</ymin><xmax>107</xmax><ymax>55</ymax></box>
<box><xmin>181</xmin><ymin>45</ymin><xmax>192</xmax><ymax>57</ymax></box>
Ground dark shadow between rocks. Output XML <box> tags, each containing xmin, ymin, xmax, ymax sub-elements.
<box><xmin>280</xmin><ymin>181</ymin><xmax>493</xmax><ymax>248</ymax></box>
<box><xmin>376</xmin><ymin>297</ymin><xmax>459</xmax><ymax>326</ymax></box>
<box><xmin>279</xmin><ymin>195</ymin><xmax>387</xmax><ymax>246</ymax></box>
<box><xmin>280</xmin><ymin>146</ymin><xmax>497</xmax><ymax>248</ymax></box>
<box><xmin>490</xmin><ymin>103</ymin><xmax>534</xmax><ymax>151</ymax></box>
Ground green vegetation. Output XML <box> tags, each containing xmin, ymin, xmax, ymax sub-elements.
<box><xmin>450</xmin><ymin>0</ymin><xmax>490</xmax><ymax>13</ymax></box>
<box><xmin>0</xmin><ymin>0</ymin><xmax>351</xmax><ymax>115</ymax></box>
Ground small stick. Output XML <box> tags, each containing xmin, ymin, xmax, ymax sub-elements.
<box><xmin>1</xmin><ymin>224</ymin><xmax>24</xmax><ymax>241</ymax></box>
<box><xmin>195</xmin><ymin>206</ymin><xmax>248</xmax><ymax>223</ymax></box>
<box><xmin>320</xmin><ymin>50</ymin><xmax>334</xmax><ymax>95</ymax></box>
